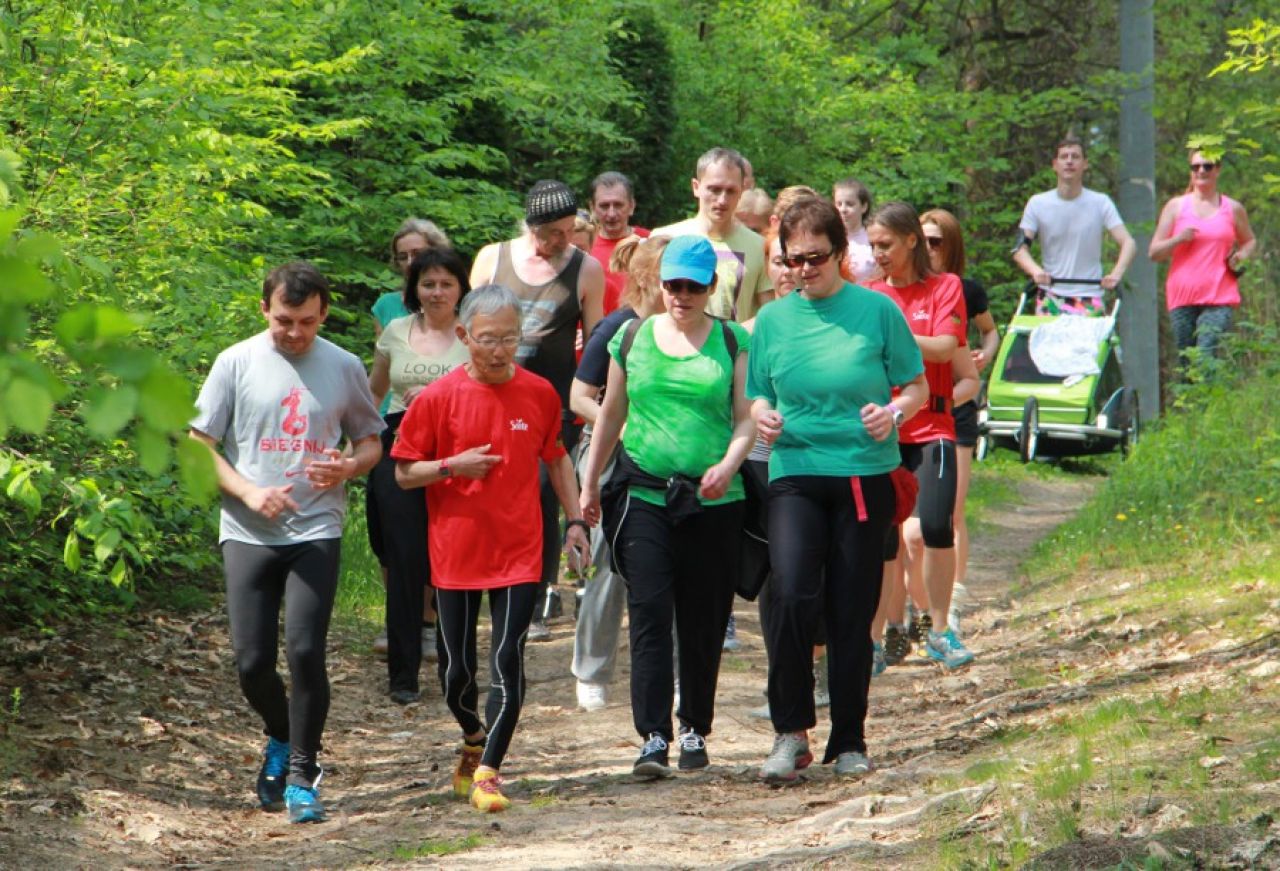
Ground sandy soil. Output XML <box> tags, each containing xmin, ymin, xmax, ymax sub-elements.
<box><xmin>0</xmin><ymin>477</ymin><xmax>1097</xmax><ymax>870</ymax></box>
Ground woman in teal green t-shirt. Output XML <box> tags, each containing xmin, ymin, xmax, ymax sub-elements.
<box><xmin>579</xmin><ymin>235</ymin><xmax>755</xmax><ymax>780</ymax></box>
<box><xmin>747</xmin><ymin>199</ymin><xmax>928</xmax><ymax>783</ymax></box>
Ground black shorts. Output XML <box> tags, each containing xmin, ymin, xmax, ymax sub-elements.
<box><xmin>952</xmin><ymin>400</ymin><xmax>979</xmax><ymax>448</ymax></box>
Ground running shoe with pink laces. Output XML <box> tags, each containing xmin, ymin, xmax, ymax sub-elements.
<box><xmin>470</xmin><ymin>767</ymin><xmax>511</xmax><ymax>813</ymax></box>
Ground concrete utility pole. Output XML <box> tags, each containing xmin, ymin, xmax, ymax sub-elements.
<box><xmin>1118</xmin><ymin>0</ymin><xmax>1160</xmax><ymax>421</ymax></box>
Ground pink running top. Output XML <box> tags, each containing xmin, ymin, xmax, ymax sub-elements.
<box><xmin>1165</xmin><ymin>194</ymin><xmax>1240</xmax><ymax>310</ymax></box>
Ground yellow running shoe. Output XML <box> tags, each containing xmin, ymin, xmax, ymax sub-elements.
<box><xmin>452</xmin><ymin>742</ymin><xmax>484</xmax><ymax>799</ymax></box>
<box><xmin>469</xmin><ymin>767</ymin><xmax>511</xmax><ymax>813</ymax></box>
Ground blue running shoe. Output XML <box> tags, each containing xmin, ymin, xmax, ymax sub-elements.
<box><xmin>926</xmin><ymin>628</ymin><xmax>975</xmax><ymax>669</ymax></box>
<box><xmin>722</xmin><ymin>613</ymin><xmax>741</xmax><ymax>651</ymax></box>
<box><xmin>872</xmin><ymin>641</ymin><xmax>887</xmax><ymax>678</ymax></box>
<box><xmin>285</xmin><ymin>775</ymin><xmax>326</xmax><ymax>824</ymax></box>
<box><xmin>256</xmin><ymin>737</ymin><xmax>289</xmax><ymax>811</ymax></box>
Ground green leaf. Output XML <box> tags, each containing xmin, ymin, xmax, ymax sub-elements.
<box><xmin>80</xmin><ymin>385</ymin><xmax>139</xmax><ymax>438</ymax></box>
<box><xmin>99</xmin><ymin>347</ymin><xmax>157</xmax><ymax>381</ymax></box>
<box><xmin>137</xmin><ymin>368</ymin><xmax>194</xmax><ymax>430</ymax></box>
<box><xmin>15</xmin><ymin>232</ymin><xmax>61</xmax><ymax>262</ymax></box>
<box><xmin>108</xmin><ymin>557</ymin><xmax>128</xmax><ymax>587</ymax></box>
<box><xmin>177</xmin><ymin>437</ymin><xmax>217</xmax><ymax>502</ymax></box>
<box><xmin>0</xmin><ymin>255</ymin><xmax>51</xmax><ymax>304</ymax></box>
<box><xmin>55</xmin><ymin>305</ymin><xmax>97</xmax><ymax>346</ymax></box>
<box><xmin>54</xmin><ymin>305</ymin><xmax>139</xmax><ymax>346</ymax></box>
<box><xmin>94</xmin><ymin>527</ymin><xmax>122</xmax><ymax>564</ymax></box>
<box><xmin>0</xmin><ymin>208</ymin><xmax>19</xmax><ymax>241</ymax></box>
<box><xmin>63</xmin><ymin>532</ymin><xmax>82</xmax><ymax>572</ymax></box>
<box><xmin>94</xmin><ymin>307</ymin><xmax>142</xmax><ymax>340</ymax></box>
<box><xmin>5</xmin><ymin>469</ymin><xmax>41</xmax><ymax>514</ymax></box>
<box><xmin>4</xmin><ymin>376</ymin><xmax>54</xmax><ymax>434</ymax></box>
<box><xmin>136</xmin><ymin>426</ymin><xmax>173</xmax><ymax>476</ymax></box>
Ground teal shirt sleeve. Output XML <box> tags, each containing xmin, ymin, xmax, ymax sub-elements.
<box><xmin>746</xmin><ymin>308</ymin><xmax>776</xmax><ymax>404</ymax></box>
<box><xmin>882</xmin><ymin>301</ymin><xmax>926</xmax><ymax>386</ymax></box>
<box><xmin>372</xmin><ymin>292</ymin><xmax>409</xmax><ymax>328</ymax></box>
<box><xmin>726</xmin><ymin>320</ymin><xmax>750</xmax><ymax>358</ymax></box>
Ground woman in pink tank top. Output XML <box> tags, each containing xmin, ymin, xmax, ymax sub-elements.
<box><xmin>1150</xmin><ymin>151</ymin><xmax>1257</xmax><ymax>360</ymax></box>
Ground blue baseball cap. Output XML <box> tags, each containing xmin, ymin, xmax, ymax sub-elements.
<box><xmin>660</xmin><ymin>235</ymin><xmax>717</xmax><ymax>286</ymax></box>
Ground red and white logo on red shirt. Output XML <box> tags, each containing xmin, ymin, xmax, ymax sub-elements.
<box><xmin>509</xmin><ymin>418</ymin><xmax>529</xmax><ymax>432</ymax></box>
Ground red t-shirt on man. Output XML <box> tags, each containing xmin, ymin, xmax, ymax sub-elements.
<box><xmin>591</xmin><ymin>227</ymin><xmax>651</xmax><ymax>315</ymax></box>
<box><xmin>866</xmin><ymin>272</ymin><xmax>967</xmax><ymax>444</ymax></box>
<box><xmin>390</xmin><ymin>366</ymin><xmax>566</xmax><ymax>590</ymax></box>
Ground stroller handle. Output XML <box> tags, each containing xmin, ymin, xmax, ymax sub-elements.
<box><xmin>1032</xmin><ymin>277</ymin><xmax>1105</xmax><ymax>286</ymax></box>
<box><xmin>1016</xmin><ymin>278</ymin><xmax>1122</xmax><ymax>317</ymax></box>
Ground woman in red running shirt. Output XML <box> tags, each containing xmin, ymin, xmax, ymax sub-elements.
<box><xmin>864</xmin><ymin>202</ymin><xmax>975</xmax><ymax>670</ymax></box>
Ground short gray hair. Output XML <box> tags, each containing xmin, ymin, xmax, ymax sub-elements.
<box><xmin>591</xmin><ymin>171</ymin><xmax>635</xmax><ymax>202</ymax></box>
<box><xmin>389</xmin><ymin>218</ymin><xmax>451</xmax><ymax>266</ymax></box>
<box><xmin>695</xmin><ymin>147</ymin><xmax>748</xmax><ymax>182</ymax></box>
<box><xmin>459</xmin><ymin>284</ymin><xmax>522</xmax><ymax>330</ymax></box>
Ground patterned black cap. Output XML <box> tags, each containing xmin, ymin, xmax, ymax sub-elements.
<box><xmin>525</xmin><ymin>179</ymin><xmax>578</xmax><ymax>226</ymax></box>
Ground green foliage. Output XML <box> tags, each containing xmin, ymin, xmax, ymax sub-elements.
<box><xmin>1031</xmin><ymin>334</ymin><xmax>1280</xmax><ymax>574</ymax></box>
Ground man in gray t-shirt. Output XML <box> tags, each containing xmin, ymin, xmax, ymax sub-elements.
<box><xmin>189</xmin><ymin>262</ymin><xmax>383</xmax><ymax>824</ymax></box>
<box><xmin>1013</xmin><ymin>136</ymin><xmax>1136</xmax><ymax>314</ymax></box>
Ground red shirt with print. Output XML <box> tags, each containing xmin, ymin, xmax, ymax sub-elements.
<box><xmin>866</xmin><ymin>272</ymin><xmax>967</xmax><ymax>444</ymax></box>
<box><xmin>391</xmin><ymin>366</ymin><xmax>566</xmax><ymax>590</ymax></box>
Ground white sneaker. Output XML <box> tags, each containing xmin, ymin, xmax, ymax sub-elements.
<box><xmin>576</xmin><ymin>681</ymin><xmax>606</xmax><ymax>711</ymax></box>
<box><xmin>421</xmin><ymin>626</ymin><xmax>438</xmax><ymax>662</ymax></box>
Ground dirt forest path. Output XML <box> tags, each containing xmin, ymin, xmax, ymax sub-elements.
<box><xmin>0</xmin><ymin>476</ymin><xmax>1096</xmax><ymax>870</ymax></box>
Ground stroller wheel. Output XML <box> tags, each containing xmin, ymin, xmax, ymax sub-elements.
<box><xmin>1119</xmin><ymin>387</ymin><xmax>1139</xmax><ymax>457</ymax></box>
<box><xmin>1018</xmin><ymin>396</ymin><xmax>1039</xmax><ymax>463</ymax></box>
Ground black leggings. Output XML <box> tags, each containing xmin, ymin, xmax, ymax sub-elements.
<box><xmin>222</xmin><ymin>538</ymin><xmax>340</xmax><ymax>786</ymax></box>
<box><xmin>746</xmin><ymin>460</ymin><xmax>827</xmax><ymax>657</ymax></box>
<box><xmin>885</xmin><ymin>439</ymin><xmax>957</xmax><ymax>558</ymax></box>
<box><xmin>617</xmin><ymin>497</ymin><xmax>743</xmax><ymax>740</ymax></box>
<box><xmin>537</xmin><ymin>415</ymin><xmax>582</xmax><ymax>591</ymax></box>
<box><xmin>435</xmin><ymin>582</ymin><xmax>539</xmax><ymax>770</ymax></box>
<box><xmin>368</xmin><ymin>414</ymin><xmax>430</xmax><ymax>693</ymax></box>
<box><xmin>766</xmin><ymin>475</ymin><xmax>893</xmax><ymax>762</ymax></box>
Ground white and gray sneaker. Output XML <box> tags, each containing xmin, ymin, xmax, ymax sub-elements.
<box><xmin>834</xmin><ymin>751</ymin><xmax>872</xmax><ymax>777</ymax></box>
<box><xmin>759</xmin><ymin>731</ymin><xmax>814</xmax><ymax>783</ymax></box>
<box><xmin>576</xmin><ymin>680</ymin><xmax>607</xmax><ymax>711</ymax></box>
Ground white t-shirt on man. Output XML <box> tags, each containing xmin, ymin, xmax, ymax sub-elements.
<box><xmin>1019</xmin><ymin>188</ymin><xmax>1124</xmax><ymax>298</ymax></box>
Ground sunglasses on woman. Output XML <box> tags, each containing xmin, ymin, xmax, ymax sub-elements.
<box><xmin>1190</xmin><ymin>162</ymin><xmax>1218</xmax><ymax>172</ymax></box>
<box><xmin>924</xmin><ymin>236</ymin><xmax>944</xmax><ymax>249</ymax></box>
<box><xmin>662</xmin><ymin>279</ymin><xmax>711</xmax><ymax>295</ymax></box>
<box><xmin>780</xmin><ymin>250</ymin><xmax>835</xmax><ymax>269</ymax></box>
